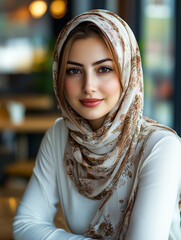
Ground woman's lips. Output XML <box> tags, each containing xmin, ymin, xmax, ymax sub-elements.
<box><xmin>80</xmin><ymin>98</ymin><xmax>103</xmax><ymax>107</ymax></box>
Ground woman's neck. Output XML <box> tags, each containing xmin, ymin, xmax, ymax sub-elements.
<box><xmin>88</xmin><ymin>115</ymin><xmax>107</xmax><ymax>131</ymax></box>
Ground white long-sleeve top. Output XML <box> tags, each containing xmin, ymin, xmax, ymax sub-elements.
<box><xmin>13</xmin><ymin>118</ymin><xmax>181</xmax><ymax>240</ymax></box>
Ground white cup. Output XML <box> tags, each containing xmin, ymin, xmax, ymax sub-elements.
<box><xmin>7</xmin><ymin>101</ymin><xmax>25</xmax><ymax>124</ymax></box>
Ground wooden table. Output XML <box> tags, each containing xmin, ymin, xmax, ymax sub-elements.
<box><xmin>0</xmin><ymin>197</ymin><xmax>21</xmax><ymax>240</ymax></box>
<box><xmin>0</xmin><ymin>114</ymin><xmax>60</xmax><ymax>133</ymax></box>
<box><xmin>0</xmin><ymin>94</ymin><xmax>58</xmax><ymax>133</ymax></box>
<box><xmin>0</xmin><ymin>94</ymin><xmax>54</xmax><ymax>110</ymax></box>
<box><xmin>0</xmin><ymin>197</ymin><xmax>69</xmax><ymax>240</ymax></box>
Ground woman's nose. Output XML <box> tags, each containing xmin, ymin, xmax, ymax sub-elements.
<box><xmin>82</xmin><ymin>72</ymin><xmax>96</xmax><ymax>94</ymax></box>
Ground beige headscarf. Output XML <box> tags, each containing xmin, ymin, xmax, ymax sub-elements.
<box><xmin>53</xmin><ymin>9</ymin><xmax>176</xmax><ymax>240</ymax></box>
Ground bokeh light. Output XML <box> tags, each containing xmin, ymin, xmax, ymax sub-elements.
<box><xmin>29</xmin><ymin>0</ymin><xmax>48</xmax><ymax>18</ymax></box>
<box><xmin>49</xmin><ymin>0</ymin><xmax>67</xmax><ymax>19</ymax></box>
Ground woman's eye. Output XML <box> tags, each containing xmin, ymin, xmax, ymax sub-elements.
<box><xmin>98</xmin><ymin>66</ymin><xmax>113</xmax><ymax>73</ymax></box>
<box><xmin>66</xmin><ymin>68</ymin><xmax>81</xmax><ymax>75</ymax></box>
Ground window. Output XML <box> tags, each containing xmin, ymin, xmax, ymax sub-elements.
<box><xmin>141</xmin><ymin>0</ymin><xmax>175</xmax><ymax>127</ymax></box>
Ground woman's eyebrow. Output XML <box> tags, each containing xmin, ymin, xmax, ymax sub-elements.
<box><xmin>67</xmin><ymin>58</ymin><xmax>113</xmax><ymax>67</ymax></box>
<box><xmin>67</xmin><ymin>61</ymin><xmax>83</xmax><ymax>66</ymax></box>
<box><xmin>92</xmin><ymin>58</ymin><xmax>113</xmax><ymax>66</ymax></box>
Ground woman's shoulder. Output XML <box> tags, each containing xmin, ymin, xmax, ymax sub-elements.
<box><xmin>44</xmin><ymin>117</ymin><xmax>68</xmax><ymax>144</ymax></box>
<box><xmin>51</xmin><ymin>116</ymin><xmax>66</xmax><ymax>129</ymax></box>
<box><xmin>142</xmin><ymin>129</ymin><xmax>181</xmax><ymax>168</ymax></box>
<box><xmin>47</xmin><ymin>117</ymin><xmax>67</xmax><ymax>134</ymax></box>
<box><xmin>147</xmin><ymin>129</ymin><xmax>181</xmax><ymax>150</ymax></box>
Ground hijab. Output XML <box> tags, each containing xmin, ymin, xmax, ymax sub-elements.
<box><xmin>52</xmin><ymin>9</ymin><xmax>176</xmax><ymax>239</ymax></box>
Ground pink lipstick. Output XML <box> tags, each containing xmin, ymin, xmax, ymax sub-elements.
<box><xmin>80</xmin><ymin>98</ymin><xmax>103</xmax><ymax>107</ymax></box>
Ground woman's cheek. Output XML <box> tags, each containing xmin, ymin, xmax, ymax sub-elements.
<box><xmin>100</xmin><ymin>78</ymin><xmax>121</xmax><ymax>96</ymax></box>
<box><xmin>65</xmin><ymin>80</ymin><xmax>80</xmax><ymax>96</ymax></box>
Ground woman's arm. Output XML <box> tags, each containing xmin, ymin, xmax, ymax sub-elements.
<box><xmin>13</xmin><ymin>127</ymin><xmax>93</xmax><ymax>240</ymax></box>
<box><xmin>126</xmin><ymin>135</ymin><xmax>181</xmax><ymax>240</ymax></box>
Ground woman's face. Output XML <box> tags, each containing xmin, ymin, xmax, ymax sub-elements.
<box><xmin>64</xmin><ymin>35</ymin><xmax>121</xmax><ymax>131</ymax></box>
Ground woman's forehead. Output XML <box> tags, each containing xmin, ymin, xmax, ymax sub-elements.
<box><xmin>67</xmin><ymin>36</ymin><xmax>113</xmax><ymax>64</ymax></box>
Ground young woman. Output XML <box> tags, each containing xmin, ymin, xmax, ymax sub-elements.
<box><xmin>13</xmin><ymin>9</ymin><xmax>181</xmax><ymax>240</ymax></box>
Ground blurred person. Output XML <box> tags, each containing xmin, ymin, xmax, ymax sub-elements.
<box><xmin>13</xmin><ymin>9</ymin><xmax>181</xmax><ymax>240</ymax></box>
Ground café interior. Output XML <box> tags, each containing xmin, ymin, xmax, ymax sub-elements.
<box><xmin>0</xmin><ymin>0</ymin><xmax>180</xmax><ymax>239</ymax></box>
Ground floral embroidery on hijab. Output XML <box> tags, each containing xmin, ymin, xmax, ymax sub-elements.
<box><xmin>53</xmin><ymin>9</ymin><xmax>177</xmax><ymax>240</ymax></box>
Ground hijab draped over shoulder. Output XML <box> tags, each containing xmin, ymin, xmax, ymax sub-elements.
<box><xmin>53</xmin><ymin>9</ymin><xmax>176</xmax><ymax>240</ymax></box>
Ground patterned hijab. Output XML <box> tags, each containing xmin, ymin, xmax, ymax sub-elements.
<box><xmin>53</xmin><ymin>9</ymin><xmax>176</xmax><ymax>240</ymax></box>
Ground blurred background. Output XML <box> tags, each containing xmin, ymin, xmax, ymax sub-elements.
<box><xmin>0</xmin><ymin>0</ymin><xmax>181</xmax><ymax>239</ymax></box>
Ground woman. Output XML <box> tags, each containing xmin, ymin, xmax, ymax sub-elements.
<box><xmin>13</xmin><ymin>9</ymin><xmax>181</xmax><ymax>240</ymax></box>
